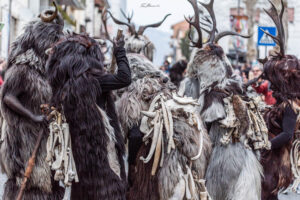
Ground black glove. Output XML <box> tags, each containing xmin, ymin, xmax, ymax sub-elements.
<box><xmin>282</xmin><ymin>105</ymin><xmax>297</xmax><ymax>134</ymax></box>
<box><xmin>271</xmin><ymin>105</ymin><xmax>297</xmax><ymax>149</ymax></box>
<box><xmin>113</xmin><ymin>35</ymin><xmax>125</xmax><ymax>55</ymax></box>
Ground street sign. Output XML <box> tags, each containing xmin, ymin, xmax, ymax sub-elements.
<box><xmin>257</xmin><ymin>26</ymin><xmax>276</xmax><ymax>46</ymax></box>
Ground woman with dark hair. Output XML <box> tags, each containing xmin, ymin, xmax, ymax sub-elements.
<box><xmin>46</xmin><ymin>33</ymin><xmax>131</xmax><ymax>200</ymax></box>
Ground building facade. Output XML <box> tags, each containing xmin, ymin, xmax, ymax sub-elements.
<box><xmin>0</xmin><ymin>0</ymin><xmax>126</xmax><ymax>59</ymax></box>
<box><xmin>171</xmin><ymin>0</ymin><xmax>300</xmax><ymax>64</ymax></box>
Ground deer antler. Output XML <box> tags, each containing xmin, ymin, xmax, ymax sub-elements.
<box><xmin>120</xmin><ymin>9</ymin><xmax>134</xmax><ymax>24</ymax></box>
<box><xmin>101</xmin><ymin>7</ymin><xmax>112</xmax><ymax>42</ymax></box>
<box><xmin>215</xmin><ymin>31</ymin><xmax>251</xmax><ymax>43</ymax></box>
<box><xmin>199</xmin><ymin>0</ymin><xmax>251</xmax><ymax>44</ymax></box>
<box><xmin>261</xmin><ymin>0</ymin><xmax>285</xmax><ymax>56</ymax></box>
<box><xmin>107</xmin><ymin>10</ymin><xmax>136</xmax><ymax>36</ymax></box>
<box><xmin>137</xmin><ymin>14</ymin><xmax>171</xmax><ymax>35</ymax></box>
<box><xmin>185</xmin><ymin>0</ymin><xmax>203</xmax><ymax>48</ymax></box>
<box><xmin>199</xmin><ymin>0</ymin><xmax>217</xmax><ymax>43</ymax></box>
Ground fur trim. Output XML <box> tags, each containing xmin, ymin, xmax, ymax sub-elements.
<box><xmin>206</xmin><ymin>124</ymin><xmax>262</xmax><ymax>200</ymax></box>
<box><xmin>3</xmin><ymin>178</ymin><xmax>63</xmax><ymax>200</ymax></box>
<box><xmin>121</xmin><ymin>77</ymin><xmax>212</xmax><ymax>199</ymax></box>
<box><xmin>47</xmin><ymin>35</ymin><xmax>126</xmax><ymax>200</ymax></box>
<box><xmin>125</xmin><ymin>35</ymin><xmax>155</xmax><ymax>61</ymax></box>
<box><xmin>0</xmin><ymin>65</ymin><xmax>53</xmax><ymax>193</ymax></box>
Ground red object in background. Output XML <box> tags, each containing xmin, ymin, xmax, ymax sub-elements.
<box><xmin>0</xmin><ymin>76</ymin><xmax>3</xmax><ymax>86</ymax></box>
<box><xmin>252</xmin><ymin>80</ymin><xmax>276</xmax><ymax>105</ymax></box>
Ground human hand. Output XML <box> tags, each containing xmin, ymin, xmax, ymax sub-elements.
<box><xmin>113</xmin><ymin>34</ymin><xmax>125</xmax><ymax>50</ymax></box>
<box><xmin>31</xmin><ymin>114</ymin><xmax>47</xmax><ymax>123</ymax></box>
<box><xmin>282</xmin><ymin>105</ymin><xmax>297</xmax><ymax>134</ymax></box>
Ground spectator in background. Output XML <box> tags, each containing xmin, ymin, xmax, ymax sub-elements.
<box><xmin>241</xmin><ymin>63</ymin><xmax>251</xmax><ymax>82</ymax></box>
<box><xmin>251</xmin><ymin>64</ymin><xmax>276</xmax><ymax>105</ymax></box>
<box><xmin>160</xmin><ymin>60</ymin><xmax>171</xmax><ymax>74</ymax></box>
<box><xmin>0</xmin><ymin>58</ymin><xmax>5</xmax><ymax>86</ymax></box>
<box><xmin>169</xmin><ymin>60</ymin><xmax>187</xmax><ymax>87</ymax></box>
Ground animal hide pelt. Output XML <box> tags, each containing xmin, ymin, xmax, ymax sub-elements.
<box><xmin>181</xmin><ymin>42</ymin><xmax>266</xmax><ymax>200</ymax></box>
<box><xmin>261</xmin><ymin>101</ymin><xmax>300</xmax><ymax>200</ymax></box>
<box><xmin>0</xmin><ymin>7</ymin><xmax>64</xmax><ymax>199</ymax></box>
<box><xmin>117</xmin><ymin>78</ymin><xmax>212</xmax><ymax>200</ymax></box>
<box><xmin>204</xmin><ymin>95</ymin><xmax>267</xmax><ymax>200</ymax></box>
<box><xmin>47</xmin><ymin>34</ymin><xmax>126</xmax><ymax>200</ymax></box>
<box><xmin>169</xmin><ymin>60</ymin><xmax>187</xmax><ymax>87</ymax></box>
<box><xmin>0</xmin><ymin>54</ymin><xmax>61</xmax><ymax>199</ymax></box>
<box><xmin>125</xmin><ymin>35</ymin><xmax>155</xmax><ymax>62</ymax></box>
<box><xmin>115</xmin><ymin>53</ymin><xmax>169</xmax><ymax>100</ymax></box>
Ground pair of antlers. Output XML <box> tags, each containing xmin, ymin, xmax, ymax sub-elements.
<box><xmin>106</xmin><ymin>9</ymin><xmax>171</xmax><ymax>38</ymax></box>
<box><xmin>261</xmin><ymin>0</ymin><xmax>285</xmax><ymax>57</ymax></box>
<box><xmin>186</xmin><ymin>0</ymin><xmax>251</xmax><ymax>48</ymax></box>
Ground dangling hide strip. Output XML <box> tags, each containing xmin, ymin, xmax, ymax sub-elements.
<box><xmin>46</xmin><ymin>109</ymin><xmax>79</xmax><ymax>200</ymax></box>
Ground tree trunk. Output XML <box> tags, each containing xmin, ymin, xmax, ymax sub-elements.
<box><xmin>244</xmin><ymin>0</ymin><xmax>258</xmax><ymax>63</ymax></box>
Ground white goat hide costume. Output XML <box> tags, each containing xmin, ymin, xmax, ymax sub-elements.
<box><xmin>180</xmin><ymin>47</ymin><xmax>270</xmax><ymax>200</ymax></box>
<box><xmin>117</xmin><ymin>78</ymin><xmax>212</xmax><ymax>200</ymax></box>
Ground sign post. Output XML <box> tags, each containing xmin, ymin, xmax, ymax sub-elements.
<box><xmin>257</xmin><ymin>26</ymin><xmax>277</xmax><ymax>58</ymax></box>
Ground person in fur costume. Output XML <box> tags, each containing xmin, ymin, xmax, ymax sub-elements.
<box><xmin>108</xmin><ymin>10</ymin><xmax>170</xmax><ymax>62</ymax></box>
<box><xmin>107</xmin><ymin>10</ymin><xmax>170</xmax><ymax>84</ymax></box>
<box><xmin>0</xmin><ymin>4</ymin><xmax>64</xmax><ymax>200</ymax></box>
<box><xmin>46</xmin><ymin>33</ymin><xmax>131</xmax><ymax>200</ymax></box>
<box><xmin>179</xmin><ymin>0</ymin><xmax>270</xmax><ymax>200</ymax></box>
<box><xmin>169</xmin><ymin>60</ymin><xmax>187</xmax><ymax>87</ymax></box>
<box><xmin>109</xmin><ymin>10</ymin><xmax>173</xmax><ymax>184</ymax></box>
<box><xmin>116</xmin><ymin>76</ymin><xmax>212</xmax><ymax>200</ymax></box>
<box><xmin>258</xmin><ymin>1</ymin><xmax>300</xmax><ymax>199</ymax></box>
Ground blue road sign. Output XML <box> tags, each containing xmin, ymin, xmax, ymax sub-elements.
<box><xmin>257</xmin><ymin>26</ymin><xmax>277</xmax><ymax>46</ymax></box>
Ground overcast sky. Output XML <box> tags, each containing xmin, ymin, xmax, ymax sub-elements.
<box><xmin>126</xmin><ymin>0</ymin><xmax>195</xmax><ymax>34</ymax></box>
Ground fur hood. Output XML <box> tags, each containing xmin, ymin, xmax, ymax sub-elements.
<box><xmin>125</xmin><ymin>35</ymin><xmax>155</xmax><ymax>62</ymax></box>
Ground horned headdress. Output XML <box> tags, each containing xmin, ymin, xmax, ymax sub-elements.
<box><xmin>182</xmin><ymin>0</ymin><xmax>251</xmax><ymax>99</ymax></box>
<box><xmin>261</xmin><ymin>0</ymin><xmax>300</xmax><ymax>102</ymax></box>
<box><xmin>185</xmin><ymin>0</ymin><xmax>250</xmax><ymax>48</ymax></box>
<box><xmin>107</xmin><ymin>10</ymin><xmax>171</xmax><ymax>61</ymax></box>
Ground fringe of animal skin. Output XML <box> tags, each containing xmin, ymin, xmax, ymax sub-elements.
<box><xmin>219</xmin><ymin>95</ymin><xmax>271</xmax><ymax>151</ymax></box>
<box><xmin>46</xmin><ymin>105</ymin><xmax>122</xmax><ymax>200</ymax></box>
<box><xmin>139</xmin><ymin>92</ymin><xmax>211</xmax><ymax>200</ymax></box>
<box><xmin>290</xmin><ymin>104</ymin><xmax>300</xmax><ymax>192</ymax></box>
<box><xmin>290</xmin><ymin>139</ymin><xmax>300</xmax><ymax>192</ymax></box>
<box><xmin>46</xmin><ymin>109</ymin><xmax>79</xmax><ymax>200</ymax></box>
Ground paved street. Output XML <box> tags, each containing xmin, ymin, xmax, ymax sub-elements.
<box><xmin>278</xmin><ymin>189</ymin><xmax>300</xmax><ymax>200</ymax></box>
<box><xmin>0</xmin><ymin>172</ymin><xmax>6</xmax><ymax>197</ymax></box>
<box><xmin>0</xmin><ymin>169</ymin><xmax>299</xmax><ymax>199</ymax></box>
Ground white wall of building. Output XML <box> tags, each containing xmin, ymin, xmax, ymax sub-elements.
<box><xmin>0</xmin><ymin>0</ymin><xmax>49</xmax><ymax>58</ymax></box>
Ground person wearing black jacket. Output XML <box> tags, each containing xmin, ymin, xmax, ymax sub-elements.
<box><xmin>270</xmin><ymin>105</ymin><xmax>298</xmax><ymax>150</ymax></box>
<box><xmin>46</xmin><ymin>33</ymin><xmax>131</xmax><ymax>200</ymax></box>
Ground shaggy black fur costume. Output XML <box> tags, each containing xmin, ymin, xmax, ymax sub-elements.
<box><xmin>169</xmin><ymin>60</ymin><xmax>187</xmax><ymax>87</ymax></box>
<box><xmin>0</xmin><ymin>9</ymin><xmax>64</xmax><ymax>200</ymax></box>
<box><xmin>46</xmin><ymin>33</ymin><xmax>130</xmax><ymax>200</ymax></box>
<box><xmin>261</xmin><ymin>55</ymin><xmax>300</xmax><ymax>200</ymax></box>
